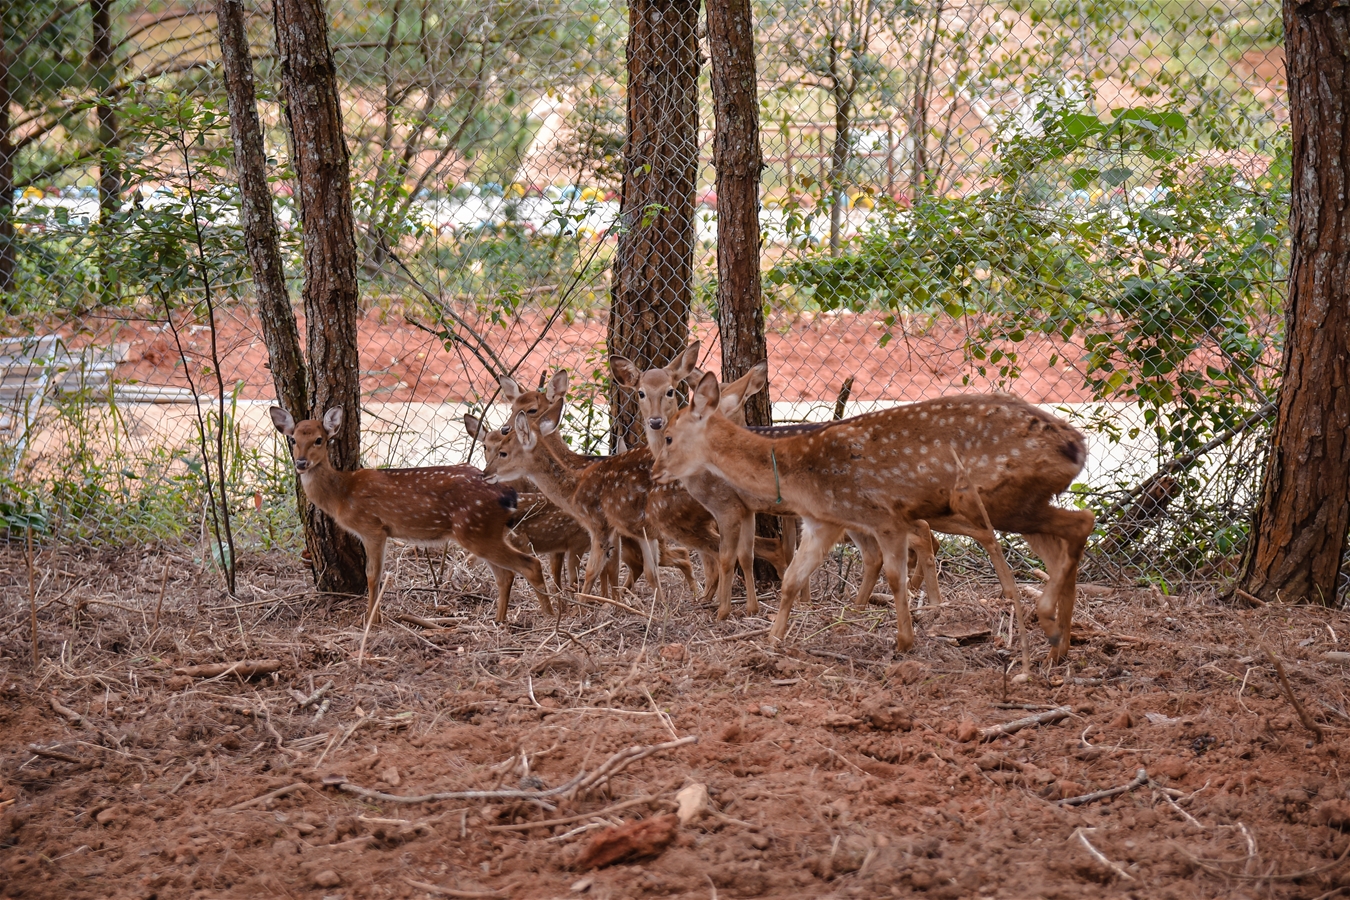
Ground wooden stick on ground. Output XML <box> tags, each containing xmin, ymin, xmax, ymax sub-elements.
<box><xmin>1057</xmin><ymin>769</ymin><xmax>1149</xmax><ymax>807</ymax></box>
<box><xmin>151</xmin><ymin>559</ymin><xmax>171</xmax><ymax>634</ymax></box>
<box><xmin>1072</xmin><ymin>827</ymin><xmax>1134</xmax><ymax>880</ymax></box>
<box><xmin>50</xmin><ymin>695</ymin><xmax>96</xmax><ymax>730</ymax></box>
<box><xmin>979</xmin><ymin>705</ymin><xmax>1072</xmax><ymax>742</ymax></box>
<box><xmin>221</xmin><ymin>781</ymin><xmax>308</xmax><ymax>812</ymax></box>
<box><xmin>27</xmin><ymin>525</ymin><xmax>38</xmax><ymax>670</ymax></box>
<box><xmin>1261</xmin><ymin>644</ymin><xmax>1324</xmax><ymax>743</ymax></box>
<box><xmin>27</xmin><ymin>744</ymin><xmax>84</xmax><ymax>765</ymax></box>
<box><xmin>575</xmin><ymin>593</ymin><xmax>647</xmax><ymax>618</ymax></box>
<box><xmin>401</xmin><ymin>877</ymin><xmax>506</xmax><ymax>899</ymax></box>
<box><xmin>485</xmin><ymin>794</ymin><xmax>665</xmax><ymax>832</ymax></box>
<box><xmin>333</xmin><ymin>736</ymin><xmax>697</xmax><ymax>805</ymax></box>
<box><xmin>173</xmin><ymin>659</ymin><xmax>283</xmax><ymax>679</ymax></box>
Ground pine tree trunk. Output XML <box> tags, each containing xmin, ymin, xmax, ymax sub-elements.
<box><xmin>608</xmin><ymin>0</ymin><xmax>701</xmax><ymax>451</ymax></box>
<box><xmin>0</xmin><ymin>16</ymin><xmax>14</xmax><ymax>296</ymax></box>
<box><xmin>1239</xmin><ymin>0</ymin><xmax>1350</xmax><ymax>606</ymax></box>
<box><xmin>274</xmin><ymin>0</ymin><xmax>366</xmax><ymax>594</ymax></box>
<box><xmin>216</xmin><ymin>0</ymin><xmax>316</xmax><ymax>557</ymax></box>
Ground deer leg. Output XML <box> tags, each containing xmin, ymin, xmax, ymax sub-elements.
<box><xmin>488</xmin><ymin>563</ymin><xmax>514</xmax><ymax>622</ymax></box>
<box><xmin>770</xmin><ymin>519</ymin><xmax>844</xmax><ymax>644</ymax></box>
<box><xmin>1024</xmin><ymin>508</ymin><xmax>1095</xmax><ymax>662</ymax></box>
<box><xmin>911</xmin><ymin>521</ymin><xmax>943</xmax><ymax>605</ymax></box>
<box><xmin>547</xmin><ymin>552</ymin><xmax>565</xmax><ymax>593</ymax></box>
<box><xmin>658</xmin><ymin>542</ymin><xmax>698</xmax><ymax>596</ymax></box>
<box><xmin>712</xmin><ymin>512</ymin><xmax>743</xmax><ymax>621</ymax></box>
<box><xmin>619</xmin><ymin>537</ymin><xmax>641</xmax><ymax>592</ymax></box>
<box><xmin>780</xmin><ymin>515</ymin><xmax>799</xmax><ymax>565</ymax></box>
<box><xmin>638</xmin><ymin>535</ymin><xmax>665</xmax><ymax>605</ymax></box>
<box><xmin>565</xmin><ymin>550</ymin><xmax>581</xmax><ymax>593</ymax></box>
<box><xmin>874</xmin><ymin>524</ymin><xmax>916</xmax><ymax>653</ymax></box>
<box><xmin>363</xmin><ymin>534</ymin><xmax>387</xmax><ymax>627</ymax></box>
<box><xmin>847</xmin><ymin>531</ymin><xmax>883</xmax><ymax>610</ymax></box>
<box><xmin>739</xmin><ymin>516</ymin><xmax>763</xmax><ymax>616</ymax></box>
<box><xmin>580</xmin><ymin>529</ymin><xmax>610</xmax><ymax>601</ymax></box>
<box><xmin>469</xmin><ymin>535</ymin><xmax>554</xmax><ymax>620</ymax></box>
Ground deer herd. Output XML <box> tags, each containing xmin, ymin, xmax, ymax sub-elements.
<box><xmin>271</xmin><ymin>342</ymin><xmax>1095</xmax><ymax>663</ymax></box>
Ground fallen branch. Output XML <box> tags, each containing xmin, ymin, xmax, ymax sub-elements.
<box><xmin>331</xmin><ymin>736</ymin><xmax>697</xmax><ymax>805</ymax></box>
<box><xmin>401</xmin><ymin>877</ymin><xmax>506</xmax><ymax>899</ymax></box>
<box><xmin>1057</xmin><ymin>768</ymin><xmax>1149</xmax><ymax>807</ymax></box>
<box><xmin>1175</xmin><ymin>837</ymin><xmax>1350</xmax><ymax>883</ymax></box>
<box><xmin>485</xmin><ymin>795</ymin><xmax>665</xmax><ymax>832</ymax></box>
<box><xmin>391</xmin><ymin>612</ymin><xmax>456</xmax><ymax>632</ymax></box>
<box><xmin>50</xmin><ymin>694</ymin><xmax>95</xmax><ymax>730</ymax></box>
<box><xmin>27</xmin><ymin>744</ymin><xmax>84</xmax><ymax>765</ymax></box>
<box><xmin>1073</xmin><ymin>827</ymin><xmax>1134</xmax><ymax>881</ymax></box>
<box><xmin>1261</xmin><ymin>644</ymin><xmax>1324</xmax><ymax>743</ymax></box>
<box><xmin>712</xmin><ymin>627</ymin><xmax>771</xmax><ymax>642</ymax></box>
<box><xmin>173</xmin><ymin>659</ymin><xmax>283</xmax><ymax>679</ymax></box>
<box><xmin>289</xmin><ymin>680</ymin><xmax>334</xmax><ymax>709</ymax></box>
<box><xmin>979</xmin><ymin>705</ymin><xmax>1072</xmax><ymax>742</ymax></box>
<box><xmin>575</xmin><ymin>593</ymin><xmax>647</xmax><ymax>618</ymax></box>
<box><xmin>221</xmin><ymin>781</ymin><xmax>308</xmax><ymax>812</ymax></box>
<box><xmin>807</xmin><ymin>649</ymin><xmax>885</xmax><ymax>669</ymax></box>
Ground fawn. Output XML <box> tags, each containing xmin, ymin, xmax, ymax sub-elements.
<box><xmin>270</xmin><ymin>407</ymin><xmax>556</xmax><ymax>626</ymax></box>
<box><xmin>651</xmin><ymin>376</ymin><xmax>1095</xmax><ymax>659</ymax></box>
<box><xmin>618</xmin><ymin>345</ymin><xmax>936</xmax><ymax>617</ymax></box>
<box><xmin>463</xmin><ymin>413</ymin><xmax>588</xmax><ymax>592</ymax></box>
<box><xmin>496</xmin><ymin>372</ymin><xmax>705</xmax><ymax>599</ymax></box>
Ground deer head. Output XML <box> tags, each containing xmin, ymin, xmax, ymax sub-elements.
<box><xmin>484</xmin><ymin>397</ymin><xmax>565</xmax><ymax>484</ymax></box>
<box><xmin>649</xmin><ymin>371</ymin><xmax>728</xmax><ymax>485</ymax></box>
<box><xmin>270</xmin><ymin>407</ymin><xmax>343</xmax><ymax>474</ymax></box>
<box><xmin>613</xmin><ymin>343</ymin><xmax>768</xmax><ymax>439</ymax></box>
<box><xmin>500</xmin><ymin>370</ymin><xmax>568</xmax><ymax>417</ymax></box>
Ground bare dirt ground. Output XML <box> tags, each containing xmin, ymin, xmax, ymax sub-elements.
<box><xmin>1</xmin><ymin>544</ymin><xmax>1349</xmax><ymax>900</ymax></box>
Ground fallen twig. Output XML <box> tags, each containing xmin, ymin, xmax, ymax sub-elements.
<box><xmin>221</xmin><ymin>781</ymin><xmax>308</xmax><ymax>812</ymax></box>
<box><xmin>50</xmin><ymin>694</ymin><xmax>95</xmax><ymax>730</ymax></box>
<box><xmin>391</xmin><ymin>612</ymin><xmax>456</xmax><ymax>632</ymax></box>
<box><xmin>400</xmin><ymin>878</ymin><xmax>506</xmax><ymax>899</ymax></box>
<box><xmin>331</xmin><ymin>735</ymin><xmax>697</xmax><ymax>805</ymax></box>
<box><xmin>168</xmin><ymin>763</ymin><xmax>198</xmax><ymax>795</ymax></box>
<box><xmin>27</xmin><ymin>526</ymin><xmax>38</xmax><ymax>669</ymax></box>
<box><xmin>27</xmin><ymin>744</ymin><xmax>84</xmax><ymax>765</ymax></box>
<box><xmin>173</xmin><ymin>659</ymin><xmax>283</xmax><ymax>679</ymax></box>
<box><xmin>151</xmin><ymin>559</ymin><xmax>170</xmax><ymax>634</ymax></box>
<box><xmin>485</xmin><ymin>795</ymin><xmax>665</xmax><ymax>832</ymax></box>
<box><xmin>1260</xmin><ymin>643</ymin><xmax>1324</xmax><ymax>743</ymax></box>
<box><xmin>1073</xmin><ymin>827</ymin><xmax>1134</xmax><ymax>881</ymax></box>
<box><xmin>980</xmin><ymin>705</ymin><xmax>1072</xmax><ymax>742</ymax></box>
<box><xmin>1057</xmin><ymin>768</ymin><xmax>1149</xmax><ymax>806</ymax></box>
<box><xmin>575</xmin><ymin>593</ymin><xmax>647</xmax><ymax>617</ymax></box>
<box><xmin>1175</xmin><ymin>837</ymin><xmax>1350</xmax><ymax>883</ymax></box>
<box><xmin>807</xmin><ymin>649</ymin><xmax>885</xmax><ymax>669</ymax></box>
<box><xmin>712</xmin><ymin>627</ymin><xmax>771</xmax><ymax>642</ymax></box>
<box><xmin>289</xmin><ymin>679</ymin><xmax>334</xmax><ymax>709</ymax></box>
<box><xmin>1154</xmin><ymin>786</ymin><xmax>1204</xmax><ymax>829</ymax></box>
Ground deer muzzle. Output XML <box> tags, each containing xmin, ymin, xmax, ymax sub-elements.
<box><xmin>647</xmin><ymin>416</ymin><xmax>665</xmax><ymax>431</ymax></box>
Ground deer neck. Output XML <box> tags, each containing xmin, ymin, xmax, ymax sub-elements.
<box><xmin>699</xmin><ymin>417</ymin><xmax>783</xmax><ymax>502</ymax></box>
<box><xmin>523</xmin><ymin>441</ymin><xmax>582</xmax><ymax>512</ymax></box>
<box><xmin>299</xmin><ymin>461</ymin><xmax>354</xmax><ymax>517</ymax></box>
<box><xmin>542</xmin><ymin>430</ymin><xmax>587</xmax><ymax>467</ymax></box>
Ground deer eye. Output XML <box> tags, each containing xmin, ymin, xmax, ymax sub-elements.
<box><xmin>665</xmin><ymin>436</ymin><xmax>672</xmax><ymax>445</ymax></box>
<box><xmin>638</xmin><ymin>391</ymin><xmax>645</xmax><ymax>399</ymax></box>
<box><xmin>528</xmin><ymin>407</ymin><xmax>538</xmax><ymax>414</ymax></box>
<box><xmin>314</xmin><ymin>437</ymin><xmax>323</xmax><ymax>446</ymax></box>
<box><xmin>499</xmin><ymin>450</ymin><xmax>507</xmax><ymax>458</ymax></box>
<box><xmin>666</xmin><ymin>389</ymin><xmax>675</xmax><ymax>397</ymax></box>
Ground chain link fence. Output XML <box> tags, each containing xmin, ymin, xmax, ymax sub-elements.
<box><xmin>0</xmin><ymin>0</ymin><xmax>1289</xmax><ymax>593</ymax></box>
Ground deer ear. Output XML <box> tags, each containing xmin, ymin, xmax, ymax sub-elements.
<box><xmin>611</xmin><ymin>356</ymin><xmax>640</xmax><ymax>388</ymax></box>
<box><xmin>546</xmin><ymin>370</ymin><xmax>569</xmax><ymax>401</ymax></box>
<box><xmin>269</xmin><ymin>407</ymin><xmax>295</xmax><ymax>436</ymax></box>
<box><xmin>745</xmin><ymin>361</ymin><xmax>769</xmax><ymax>398</ymax></box>
<box><xmin>499</xmin><ymin>376</ymin><xmax>521</xmax><ymax>402</ymax></box>
<box><xmin>513</xmin><ymin>411</ymin><xmax>537</xmax><ymax>451</ymax></box>
<box><xmin>685</xmin><ymin>365</ymin><xmax>706</xmax><ymax>387</ymax></box>
<box><xmin>690</xmin><ymin>370</ymin><xmax>721</xmax><ymax>416</ymax></box>
<box><xmin>538</xmin><ymin>396</ymin><xmax>564</xmax><ymax>436</ymax></box>
<box><xmin>463</xmin><ymin>413</ymin><xmax>484</xmax><ymax>440</ymax></box>
<box><xmin>671</xmin><ymin>341</ymin><xmax>701</xmax><ymax>381</ymax></box>
<box><xmin>322</xmin><ymin>407</ymin><xmax>343</xmax><ymax>434</ymax></box>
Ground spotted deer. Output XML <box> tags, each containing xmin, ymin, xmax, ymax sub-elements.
<box><xmin>617</xmin><ymin>345</ymin><xmax>937</xmax><ymax>618</ymax></box>
<box><xmin>492</xmin><ymin>377</ymin><xmax>700</xmax><ymax>597</ymax></box>
<box><xmin>651</xmin><ymin>376</ymin><xmax>1095</xmax><ymax>659</ymax></box>
<box><xmin>463</xmin><ymin>414</ymin><xmax>588</xmax><ymax>592</ymax></box>
<box><xmin>270</xmin><ymin>407</ymin><xmax>557</xmax><ymax>626</ymax></box>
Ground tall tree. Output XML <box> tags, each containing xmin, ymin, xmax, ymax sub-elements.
<box><xmin>215</xmin><ymin>0</ymin><xmax>313</xmax><ymax>547</ymax></box>
<box><xmin>607</xmin><ymin>0</ymin><xmax>701</xmax><ymax>451</ymax></box>
<box><xmin>0</xmin><ymin>12</ymin><xmax>13</xmax><ymax>295</ymax></box>
<box><xmin>1239</xmin><ymin>0</ymin><xmax>1350</xmax><ymax>606</ymax></box>
<box><xmin>274</xmin><ymin>0</ymin><xmax>366</xmax><ymax>594</ymax></box>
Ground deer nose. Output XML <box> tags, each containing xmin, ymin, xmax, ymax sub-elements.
<box><xmin>294</xmin><ymin>459</ymin><xmax>309</xmax><ymax>472</ymax></box>
<box><xmin>648</xmin><ymin>416</ymin><xmax>664</xmax><ymax>431</ymax></box>
<box><xmin>484</xmin><ymin>474</ymin><xmax>499</xmax><ymax>484</ymax></box>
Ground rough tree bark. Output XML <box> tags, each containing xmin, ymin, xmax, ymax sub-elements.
<box><xmin>608</xmin><ymin>0</ymin><xmax>701</xmax><ymax>452</ymax></box>
<box><xmin>707</xmin><ymin>0</ymin><xmax>781</xmax><ymax>577</ymax></box>
<box><xmin>90</xmin><ymin>0</ymin><xmax>120</xmax><ymax>305</ymax></box>
<box><xmin>274</xmin><ymin>0</ymin><xmax>366</xmax><ymax>593</ymax></box>
<box><xmin>1239</xmin><ymin>0</ymin><xmax>1350</xmax><ymax>606</ymax></box>
<box><xmin>0</xmin><ymin>15</ymin><xmax>14</xmax><ymax>295</ymax></box>
<box><xmin>216</xmin><ymin>0</ymin><xmax>316</xmax><ymax>554</ymax></box>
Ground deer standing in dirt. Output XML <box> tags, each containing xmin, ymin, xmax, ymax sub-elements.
<box><xmin>651</xmin><ymin>377</ymin><xmax>1095</xmax><ymax>659</ymax></box>
<box><xmin>464</xmin><ymin>413</ymin><xmax>588</xmax><ymax>592</ymax></box>
<box><xmin>494</xmin><ymin>375</ymin><xmax>701</xmax><ymax>597</ymax></box>
<box><xmin>618</xmin><ymin>345</ymin><xmax>937</xmax><ymax>617</ymax></box>
<box><xmin>270</xmin><ymin>407</ymin><xmax>557</xmax><ymax>626</ymax></box>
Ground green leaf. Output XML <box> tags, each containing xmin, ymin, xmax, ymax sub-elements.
<box><xmin>1069</xmin><ymin>168</ymin><xmax>1100</xmax><ymax>190</ymax></box>
<box><xmin>1101</xmin><ymin>167</ymin><xmax>1133</xmax><ymax>186</ymax></box>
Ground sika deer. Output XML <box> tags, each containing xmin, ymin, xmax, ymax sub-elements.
<box><xmin>614</xmin><ymin>349</ymin><xmax>794</xmax><ymax>619</ymax></box>
<box><xmin>497</xmin><ymin>372</ymin><xmax>703</xmax><ymax>598</ymax></box>
<box><xmin>464</xmin><ymin>413</ymin><xmax>587</xmax><ymax>591</ymax></box>
<box><xmin>619</xmin><ymin>345</ymin><xmax>935</xmax><ymax>617</ymax></box>
<box><xmin>651</xmin><ymin>378</ymin><xmax>1095</xmax><ymax>659</ymax></box>
<box><xmin>270</xmin><ymin>407</ymin><xmax>556</xmax><ymax>626</ymax></box>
